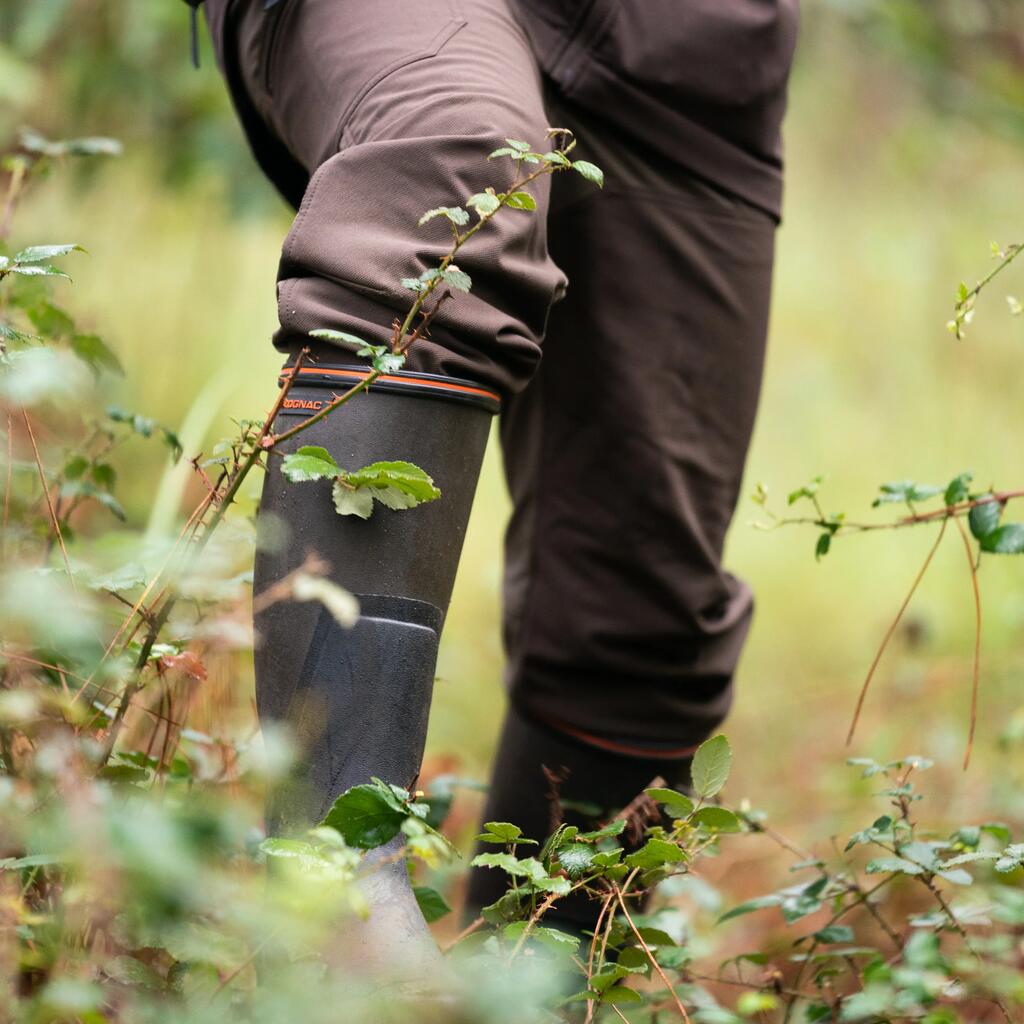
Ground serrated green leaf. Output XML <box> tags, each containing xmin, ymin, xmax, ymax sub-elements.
<box><xmin>69</xmin><ymin>333</ymin><xmax>122</xmax><ymax>376</ymax></box>
<box><xmin>442</xmin><ymin>267</ymin><xmax>472</xmax><ymax>293</ymax></box>
<box><xmin>14</xmin><ymin>243</ymin><xmax>83</xmax><ymax>263</ymax></box>
<box><xmin>944</xmin><ymin>472</ymin><xmax>972</xmax><ymax>506</ymax></box>
<box><xmin>418</xmin><ymin>205</ymin><xmax>470</xmax><ymax>227</ymax></box>
<box><xmin>370</xmin><ymin>350</ymin><xmax>405</xmax><ymax>374</ymax></box>
<box><xmin>504</xmin><ymin>191</ymin><xmax>537</xmax><ymax>211</ymax></box>
<box><xmin>718</xmin><ymin>894</ymin><xmax>783</xmax><ymax>923</ymax></box>
<box><xmin>692</xmin><ymin>806</ymin><xmax>741</xmax><ymax>833</ymax></box>
<box><xmin>321</xmin><ymin>784</ymin><xmax>406</xmax><ymax>848</ymax></box>
<box><xmin>532</xmin><ymin>926</ymin><xmax>580</xmax><ymax>957</ymax></box>
<box><xmin>580</xmin><ymin>818</ymin><xmax>626</xmax><ymax>841</ymax></box>
<box><xmin>281</xmin><ymin>445</ymin><xmax>340</xmax><ymax>482</ymax></box>
<box><xmin>979</xmin><ymin>523</ymin><xmax>1024</xmax><ymax>554</ymax></box>
<box><xmin>602</xmin><ymin>986</ymin><xmax>643</xmax><ymax>1005</ymax></box>
<box><xmin>572</xmin><ymin>160</ymin><xmax>604</xmax><ymax>187</ymax></box>
<box><xmin>87</xmin><ymin>563</ymin><xmax>147</xmax><ymax>593</ymax></box>
<box><xmin>343</xmin><ymin>460</ymin><xmax>441</xmax><ymax>504</ymax></box>
<box><xmin>10</xmin><ymin>264</ymin><xmax>67</xmax><ymax>278</ymax></box>
<box><xmin>691</xmin><ymin>734</ymin><xmax>731</xmax><ymax>798</ymax></box>
<box><xmin>413</xmin><ymin>885</ymin><xmax>452</xmax><ymax>923</ymax></box>
<box><xmin>308</xmin><ymin>328</ymin><xmax>371</xmax><ymax>350</ymax></box>
<box><xmin>0</xmin><ymin>322</ymin><xmax>34</xmax><ymax>344</ymax></box>
<box><xmin>541</xmin><ymin>151</ymin><xmax>571</xmax><ymax>167</ymax></box>
<box><xmin>331</xmin><ymin>482</ymin><xmax>374</xmax><ymax>519</ymax></box>
<box><xmin>645</xmin><ymin>787</ymin><xmax>694</xmax><ymax>817</ymax></box>
<box><xmin>466</xmin><ymin>191</ymin><xmax>501</xmax><ymax>217</ymax></box>
<box><xmin>26</xmin><ymin>301</ymin><xmax>75</xmax><ymax>337</ymax></box>
<box><xmin>865</xmin><ymin>856</ymin><xmax>924</xmax><ymax>876</ymax></box>
<box><xmin>625</xmin><ymin>838</ymin><xmax>686</xmax><ymax>869</ymax></box>
<box><xmin>557</xmin><ymin>843</ymin><xmax>595</xmax><ymax>879</ymax></box>
<box><xmin>505</xmin><ymin>138</ymin><xmax>531</xmax><ymax>152</ymax></box>
<box><xmin>813</xmin><ymin>925</ymin><xmax>855</xmax><ymax>944</ymax></box>
<box><xmin>969</xmin><ymin>497</ymin><xmax>1001</xmax><ymax>539</ymax></box>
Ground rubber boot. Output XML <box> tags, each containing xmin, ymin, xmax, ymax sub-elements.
<box><xmin>465</xmin><ymin>704</ymin><xmax>693</xmax><ymax>934</ymax></box>
<box><xmin>254</xmin><ymin>360</ymin><xmax>497</xmax><ymax>989</ymax></box>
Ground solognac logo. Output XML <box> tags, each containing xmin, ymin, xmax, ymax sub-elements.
<box><xmin>283</xmin><ymin>397</ymin><xmax>324</xmax><ymax>413</ymax></box>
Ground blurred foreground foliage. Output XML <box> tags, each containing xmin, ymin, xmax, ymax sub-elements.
<box><xmin>1</xmin><ymin>3</ymin><xmax>1024</xmax><ymax>1022</ymax></box>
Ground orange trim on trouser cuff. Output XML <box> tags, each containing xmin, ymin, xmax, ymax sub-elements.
<box><xmin>283</xmin><ymin>365</ymin><xmax>501</xmax><ymax>405</ymax></box>
<box><xmin>538</xmin><ymin>713</ymin><xmax>700</xmax><ymax>760</ymax></box>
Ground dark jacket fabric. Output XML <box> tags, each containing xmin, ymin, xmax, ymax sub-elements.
<box><xmin>510</xmin><ymin>0</ymin><xmax>799</xmax><ymax>217</ymax></box>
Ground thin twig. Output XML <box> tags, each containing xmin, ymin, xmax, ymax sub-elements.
<box><xmin>611</xmin><ymin>883</ymin><xmax>691</xmax><ymax>1022</ymax></box>
<box><xmin>441</xmin><ymin>915</ymin><xmax>484</xmax><ymax>953</ymax></box>
<box><xmin>953</xmin><ymin>516</ymin><xmax>982</xmax><ymax>770</ymax></box>
<box><xmin>847</xmin><ymin>518</ymin><xmax>949</xmax><ymax>745</ymax></box>
<box><xmin>23</xmin><ymin>410</ymin><xmax>76</xmax><ymax>592</ymax></box>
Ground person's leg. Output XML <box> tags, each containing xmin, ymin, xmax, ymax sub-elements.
<box><xmin>205</xmin><ymin>0</ymin><xmax>561</xmax><ymax>980</ymax></box>
<box><xmin>467</xmin><ymin>94</ymin><xmax>779</xmax><ymax>927</ymax></box>
<box><xmin>208</xmin><ymin>0</ymin><xmax>565</xmax><ymax>395</ymax></box>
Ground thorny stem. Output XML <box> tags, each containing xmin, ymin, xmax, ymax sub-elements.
<box><xmin>952</xmin><ymin>241</ymin><xmax>1023</xmax><ymax>338</ymax></box>
<box><xmin>611</xmin><ymin>883</ymin><xmax>691</xmax><ymax>1023</ymax></box>
<box><xmin>847</xmin><ymin>517</ymin><xmax>949</xmax><ymax>746</ymax></box>
<box><xmin>508</xmin><ymin>890</ymin><xmax>563</xmax><ymax>961</ymax></box>
<box><xmin>23</xmin><ymin>410</ymin><xmax>76</xmax><ymax>594</ymax></box>
<box><xmin>953</xmin><ymin>516</ymin><xmax>982</xmax><ymax>770</ymax></box>
<box><xmin>97</xmin><ymin>351</ymin><xmax>311</xmax><ymax>766</ymax></box>
<box><xmin>765</xmin><ymin>489</ymin><xmax>1022</xmax><ymax>536</ymax></box>
<box><xmin>92</xmin><ymin>140</ymin><xmax>580</xmax><ymax>765</ymax></box>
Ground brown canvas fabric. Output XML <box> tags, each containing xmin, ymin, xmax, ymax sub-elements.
<box><xmin>204</xmin><ymin>0</ymin><xmax>796</xmax><ymax>752</ymax></box>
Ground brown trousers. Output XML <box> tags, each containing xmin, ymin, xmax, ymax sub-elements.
<box><xmin>207</xmin><ymin>0</ymin><xmax>791</xmax><ymax>754</ymax></box>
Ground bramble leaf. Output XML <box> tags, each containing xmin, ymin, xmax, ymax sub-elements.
<box><xmin>572</xmin><ymin>160</ymin><xmax>604</xmax><ymax>187</ymax></box>
<box><xmin>331</xmin><ymin>482</ymin><xmax>374</xmax><ymax>519</ymax></box>
<box><xmin>466</xmin><ymin>191</ymin><xmax>501</xmax><ymax>217</ymax></box>
<box><xmin>14</xmin><ymin>244</ymin><xmax>84</xmax><ymax>263</ymax></box>
<box><xmin>719</xmin><ymin>894</ymin><xmax>783</xmax><ymax>923</ymax></box>
<box><xmin>557</xmin><ymin>843</ymin><xmax>596</xmax><ymax>879</ymax></box>
<box><xmin>343</xmin><ymin>460</ymin><xmax>440</xmax><ymax>503</ymax></box>
<box><xmin>504</xmin><ymin>191</ymin><xmax>537</xmax><ymax>211</ymax></box>
<box><xmin>413</xmin><ymin>885</ymin><xmax>452</xmax><ymax>923</ymax></box>
<box><xmin>865</xmin><ymin>856</ymin><xmax>925</xmax><ymax>876</ymax></box>
<box><xmin>944</xmin><ymin>471</ymin><xmax>972</xmax><ymax>506</ymax></box>
<box><xmin>979</xmin><ymin>523</ymin><xmax>1024</xmax><ymax>554</ymax></box>
<box><xmin>280</xmin><ymin>445</ymin><xmax>340</xmax><ymax>482</ymax></box>
<box><xmin>691</xmin><ymin>734</ymin><xmax>732</xmax><ymax>799</ymax></box>
<box><xmin>969</xmin><ymin>497</ymin><xmax>1001</xmax><ymax>539</ymax></box>
<box><xmin>442</xmin><ymin>266</ymin><xmax>472</xmax><ymax>293</ymax></box>
<box><xmin>625</xmin><ymin>838</ymin><xmax>686</xmax><ymax>869</ymax></box>
<box><xmin>308</xmin><ymin>328</ymin><xmax>370</xmax><ymax>350</ymax></box>
<box><xmin>872</xmin><ymin>480</ymin><xmax>942</xmax><ymax>507</ymax></box>
<box><xmin>70</xmin><ymin>333</ymin><xmax>122</xmax><ymax>376</ymax></box>
<box><xmin>321</xmin><ymin>780</ymin><xmax>408</xmax><ymax>848</ymax></box>
<box><xmin>645</xmin><ymin>787</ymin><xmax>694</xmax><ymax>817</ymax></box>
<box><xmin>692</xmin><ymin>806</ymin><xmax>741</xmax><ymax>833</ymax></box>
<box><xmin>418</xmin><ymin>206</ymin><xmax>470</xmax><ymax>228</ymax></box>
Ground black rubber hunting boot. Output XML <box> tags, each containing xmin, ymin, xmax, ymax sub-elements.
<box><xmin>465</xmin><ymin>704</ymin><xmax>694</xmax><ymax>934</ymax></box>
<box><xmin>254</xmin><ymin>360</ymin><xmax>497</xmax><ymax>980</ymax></box>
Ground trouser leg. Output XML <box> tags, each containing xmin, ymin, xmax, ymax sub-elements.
<box><xmin>208</xmin><ymin>0</ymin><xmax>565</xmax><ymax>396</ymax></box>
<box><xmin>205</xmin><ymin>0</ymin><xmax>559</xmax><ymax>814</ymax></box>
<box><xmin>467</xmin><ymin>94</ymin><xmax>779</xmax><ymax>925</ymax></box>
<box><xmin>205</xmin><ymin>0</ymin><xmax>562</xmax><ymax>980</ymax></box>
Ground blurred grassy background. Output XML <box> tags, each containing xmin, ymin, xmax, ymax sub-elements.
<box><xmin>5</xmin><ymin>1</ymin><xmax>1024</xmax><ymax>859</ymax></box>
